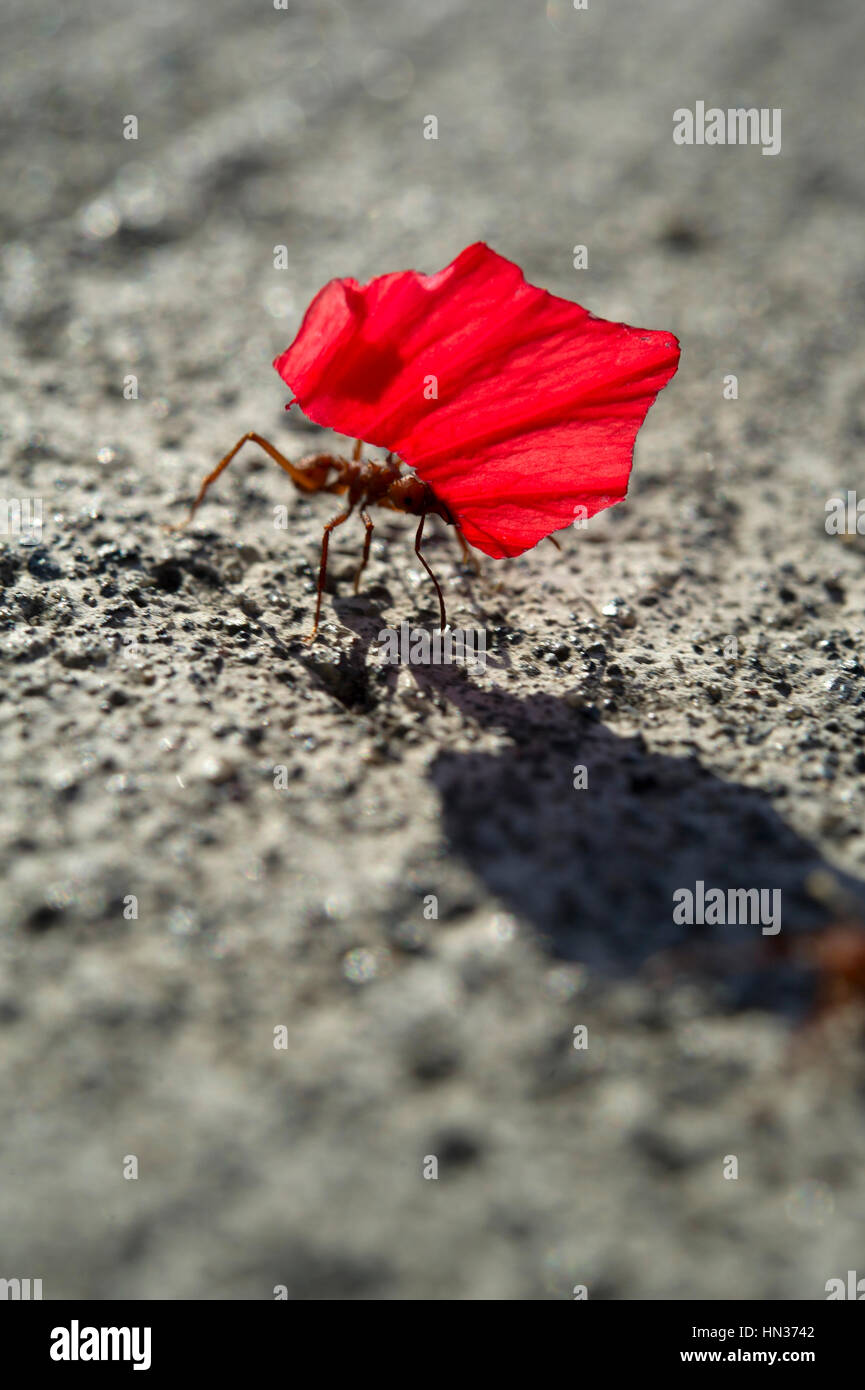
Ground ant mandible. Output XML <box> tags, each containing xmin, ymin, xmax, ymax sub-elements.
<box><xmin>172</xmin><ymin>433</ymin><xmax>478</xmax><ymax>641</ymax></box>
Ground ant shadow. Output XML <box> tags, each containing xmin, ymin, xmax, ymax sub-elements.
<box><xmin>318</xmin><ymin>609</ymin><xmax>865</xmax><ymax>1009</ymax></box>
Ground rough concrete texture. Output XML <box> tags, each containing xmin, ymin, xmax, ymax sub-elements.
<box><xmin>2</xmin><ymin>0</ymin><xmax>865</xmax><ymax>1300</ymax></box>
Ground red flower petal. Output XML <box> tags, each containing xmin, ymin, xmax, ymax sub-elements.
<box><xmin>274</xmin><ymin>243</ymin><xmax>680</xmax><ymax>558</ymax></box>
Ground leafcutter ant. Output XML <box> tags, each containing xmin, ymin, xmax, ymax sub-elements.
<box><xmin>171</xmin><ymin>434</ymin><xmax>478</xmax><ymax>640</ymax></box>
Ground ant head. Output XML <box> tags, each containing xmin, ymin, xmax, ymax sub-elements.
<box><xmin>401</xmin><ymin>490</ymin><xmax>424</xmax><ymax>516</ymax></box>
<box><xmin>387</xmin><ymin>474</ymin><xmax>426</xmax><ymax>514</ymax></box>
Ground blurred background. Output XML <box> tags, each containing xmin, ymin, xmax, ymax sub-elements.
<box><xmin>2</xmin><ymin>0</ymin><xmax>865</xmax><ymax>1299</ymax></box>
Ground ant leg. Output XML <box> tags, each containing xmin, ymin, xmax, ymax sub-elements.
<box><xmin>414</xmin><ymin>512</ymin><xmax>448</xmax><ymax>632</ymax></box>
<box><xmin>169</xmin><ymin>432</ymin><xmax>334</xmax><ymax>530</ymax></box>
<box><xmin>353</xmin><ymin>509</ymin><xmax>374</xmax><ymax>593</ymax></box>
<box><xmin>352</xmin><ymin>439</ymin><xmax>363</xmax><ymax>462</ymax></box>
<box><xmin>306</xmin><ymin>503</ymin><xmax>355</xmax><ymax>642</ymax></box>
<box><xmin>545</xmin><ymin>534</ymin><xmax>562</xmax><ymax>552</ymax></box>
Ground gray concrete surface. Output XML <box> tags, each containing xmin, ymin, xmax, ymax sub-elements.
<box><xmin>2</xmin><ymin>0</ymin><xmax>865</xmax><ymax>1299</ymax></box>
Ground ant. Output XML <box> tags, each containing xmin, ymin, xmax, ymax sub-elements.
<box><xmin>171</xmin><ymin>432</ymin><xmax>478</xmax><ymax>640</ymax></box>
